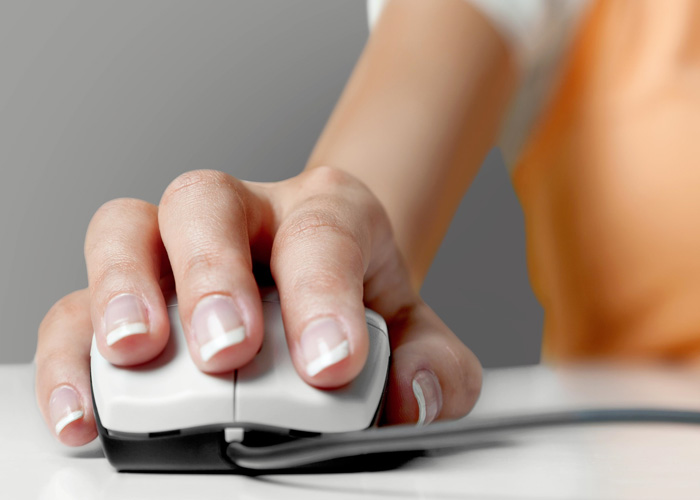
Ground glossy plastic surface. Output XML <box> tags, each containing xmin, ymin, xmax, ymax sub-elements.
<box><xmin>90</xmin><ymin>291</ymin><xmax>390</xmax><ymax>435</ymax></box>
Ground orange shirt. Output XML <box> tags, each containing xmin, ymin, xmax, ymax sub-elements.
<box><xmin>514</xmin><ymin>0</ymin><xmax>700</xmax><ymax>362</ymax></box>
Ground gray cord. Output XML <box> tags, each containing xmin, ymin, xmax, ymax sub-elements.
<box><xmin>227</xmin><ymin>408</ymin><xmax>700</xmax><ymax>471</ymax></box>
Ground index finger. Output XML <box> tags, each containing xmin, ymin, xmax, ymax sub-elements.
<box><xmin>268</xmin><ymin>167</ymin><xmax>380</xmax><ymax>388</ymax></box>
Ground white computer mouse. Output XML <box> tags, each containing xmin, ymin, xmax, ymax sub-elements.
<box><xmin>90</xmin><ymin>288</ymin><xmax>390</xmax><ymax>472</ymax></box>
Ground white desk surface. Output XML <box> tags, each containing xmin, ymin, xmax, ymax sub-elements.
<box><xmin>3</xmin><ymin>363</ymin><xmax>700</xmax><ymax>500</ymax></box>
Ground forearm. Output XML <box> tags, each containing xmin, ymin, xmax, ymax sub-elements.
<box><xmin>306</xmin><ymin>0</ymin><xmax>517</xmax><ymax>289</ymax></box>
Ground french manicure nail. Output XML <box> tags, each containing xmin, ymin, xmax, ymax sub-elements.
<box><xmin>191</xmin><ymin>295</ymin><xmax>246</xmax><ymax>362</ymax></box>
<box><xmin>301</xmin><ymin>318</ymin><xmax>350</xmax><ymax>377</ymax></box>
<box><xmin>49</xmin><ymin>385</ymin><xmax>84</xmax><ymax>436</ymax></box>
<box><xmin>104</xmin><ymin>294</ymin><xmax>149</xmax><ymax>346</ymax></box>
<box><xmin>412</xmin><ymin>369</ymin><xmax>443</xmax><ymax>426</ymax></box>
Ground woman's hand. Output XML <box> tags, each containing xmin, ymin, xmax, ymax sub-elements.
<box><xmin>34</xmin><ymin>167</ymin><xmax>481</xmax><ymax>446</ymax></box>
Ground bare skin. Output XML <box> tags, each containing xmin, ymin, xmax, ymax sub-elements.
<box><xmin>38</xmin><ymin>0</ymin><xmax>700</xmax><ymax>448</ymax></box>
<box><xmin>35</xmin><ymin>0</ymin><xmax>514</xmax><ymax>446</ymax></box>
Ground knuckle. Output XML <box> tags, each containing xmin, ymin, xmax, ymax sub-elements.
<box><xmin>279</xmin><ymin>208</ymin><xmax>355</xmax><ymax>247</ymax></box>
<box><xmin>274</xmin><ymin>209</ymin><xmax>366</xmax><ymax>293</ymax></box>
<box><xmin>39</xmin><ymin>291</ymin><xmax>85</xmax><ymax>341</ymax></box>
<box><xmin>34</xmin><ymin>349</ymin><xmax>65</xmax><ymax>376</ymax></box>
<box><xmin>90</xmin><ymin>257</ymin><xmax>143</xmax><ymax>294</ymax></box>
<box><xmin>304</xmin><ymin>166</ymin><xmax>372</xmax><ymax>205</ymax></box>
<box><xmin>161</xmin><ymin>170</ymin><xmax>234</xmax><ymax>207</ymax></box>
<box><xmin>86</xmin><ymin>198</ymin><xmax>154</xmax><ymax>250</ymax></box>
<box><xmin>94</xmin><ymin>198</ymin><xmax>154</xmax><ymax>219</ymax></box>
<box><xmin>273</xmin><ymin>203</ymin><xmax>369</xmax><ymax>284</ymax></box>
<box><xmin>179</xmin><ymin>246</ymin><xmax>248</xmax><ymax>284</ymax></box>
<box><xmin>288</xmin><ymin>267</ymin><xmax>351</xmax><ymax>297</ymax></box>
<box><xmin>181</xmin><ymin>250</ymin><xmax>222</xmax><ymax>281</ymax></box>
<box><xmin>302</xmin><ymin>167</ymin><xmax>390</xmax><ymax>237</ymax></box>
<box><xmin>306</xmin><ymin>165</ymin><xmax>355</xmax><ymax>190</ymax></box>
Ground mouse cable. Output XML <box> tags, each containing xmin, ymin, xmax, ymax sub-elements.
<box><xmin>226</xmin><ymin>408</ymin><xmax>700</xmax><ymax>471</ymax></box>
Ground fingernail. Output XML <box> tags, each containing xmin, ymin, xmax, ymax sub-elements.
<box><xmin>49</xmin><ymin>385</ymin><xmax>84</xmax><ymax>436</ymax></box>
<box><xmin>412</xmin><ymin>369</ymin><xmax>443</xmax><ymax>426</ymax></box>
<box><xmin>191</xmin><ymin>295</ymin><xmax>246</xmax><ymax>362</ymax></box>
<box><xmin>301</xmin><ymin>318</ymin><xmax>350</xmax><ymax>377</ymax></box>
<box><xmin>104</xmin><ymin>293</ymin><xmax>149</xmax><ymax>346</ymax></box>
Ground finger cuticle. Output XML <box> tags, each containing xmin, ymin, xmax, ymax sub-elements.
<box><xmin>49</xmin><ymin>385</ymin><xmax>84</xmax><ymax>437</ymax></box>
<box><xmin>191</xmin><ymin>295</ymin><xmax>246</xmax><ymax>362</ymax></box>
<box><xmin>412</xmin><ymin>369</ymin><xmax>443</xmax><ymax>426</ymax></box>
<box><xmin>104</xmin><ymin>293</ymin><xmax>149</xmax><ymax>346</ymax></box>
<box><xmin>300</xmin><ymin>317</ymin><xmax>350</xmax><ymax>377</ymax></box>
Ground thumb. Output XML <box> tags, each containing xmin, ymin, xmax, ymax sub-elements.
<box><xmin>380</xmin><ymin>301</ymin><xmax>482</xmax><ymax>426</ymax></box>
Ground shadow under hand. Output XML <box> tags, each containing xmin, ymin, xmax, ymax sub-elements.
<box><xmin>63</xmin><ymin>441</ymin><xmax>105</xmax><ymax>459</ymax></box>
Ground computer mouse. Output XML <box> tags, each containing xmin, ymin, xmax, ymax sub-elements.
<box><xmin>90</xmin><ymin>287</ymin><xmax>391</xmax><ymax>472</ymax></box>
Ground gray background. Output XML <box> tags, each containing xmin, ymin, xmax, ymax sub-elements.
<box><xmin>0</xmin><ymin>1</ymin><xmax>541</xmax><ymax>367</ymax></box>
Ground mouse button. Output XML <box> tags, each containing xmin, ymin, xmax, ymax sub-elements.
<box><xmin>91</xmin><ymin>305</ymin><xmax>235</xmax><ymax>434</ymax></box>
<box><xmin>364</xmin><ymin>308</ymin><xmax>388</xmax><ymax>337</ymax></box>
<box><xmin>234</xmin><ymin>303</ymin><xmax>390</xmax><ymax>433</ymax></box>
<box><xmin>346</xmin><ymin>321</ymin><xmax>391</xmax><ymax>415</ymax></box>
<box><xmin>235</xmin><ymin>340</ymin><xmax>387</xmax><ymax>433</ymax></box>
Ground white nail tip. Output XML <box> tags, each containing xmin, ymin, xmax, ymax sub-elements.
<box><xmin>199</xmin><ymin>327</ymin><xmax>246</xmax><ymax>362</ymax></box>
<box><xmin>413</xmin><ymin>379</ymin><xmax>427</xmax><ymax>427</ymax></box>
<box><xmin>305</xmin><ymin>340</ymin><xmax>350</xmax><ymax>377</ymax></box>
<box><xmin>105</xmin><ymin>322</ymin><xmax>148</xmax><ymax>346</ymax></box>
<box><xmin>54</xmin><ymin>410</ymin><xmax>84</xmax><ymax>436</ymax></box>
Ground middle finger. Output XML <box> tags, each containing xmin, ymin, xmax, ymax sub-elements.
<box><xmin>158</xmin><ymin>170</ymin><xmax>266</xmax><ymax>373</ymax></box>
